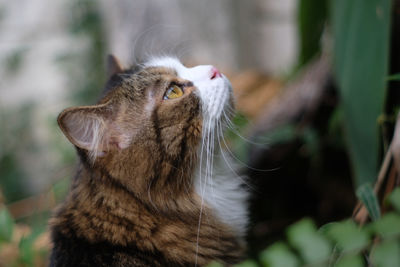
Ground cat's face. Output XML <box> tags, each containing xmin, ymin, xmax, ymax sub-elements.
<box><xmin>58</xmin><ymin>56</ymin><xmax>233</xmax><ymax>204</ymax></box>
<box><xmin>145</xmin><ymin>57</ymin><xmax>233</xmax><ymax>121</ymax></box>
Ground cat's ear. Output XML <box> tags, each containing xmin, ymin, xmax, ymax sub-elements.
<box><xmin>107</xmin><ymin>54</ymin><xmax>124</xmax><ymax>77</ymax></box>
<box><xmin>58</xmin><ymin>102</ymin><xmax>132</xmax><ymax>157</ymax></box>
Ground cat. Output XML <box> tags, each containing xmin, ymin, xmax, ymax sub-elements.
<box><xmin>49</xmin><ymin>55</ymin><xmax>249</xmax><ymax>266</ymax></box>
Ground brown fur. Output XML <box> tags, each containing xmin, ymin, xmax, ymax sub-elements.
<box><xmin>50</xmin><ymin>57</ymin><xmax>244</xmax><ymax>266</ymax></box>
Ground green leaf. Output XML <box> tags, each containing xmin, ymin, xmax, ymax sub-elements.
<box><xmin>372</xmin><ymin>213</ymin><xmax>400</xmax><ymax>239</ymax></box>
<box><xmin>323</xmin><ymin>220</ymin><xmax>369</xmax><ymax>252</ymax></box>
<box><xmin>334</xmin><ymin>254</ymin><xmax>364</xmax><ymax>267</ymax></box>
<box><xmin>370</xmin><ymin>240</ymin><xmax>400</xmax><ymax>267</ymax></box>
<box><xmin>206</xmin><ymin>261</ymin><xmax>224</xmax><ymax>267</ymax></box>
<box><xmin>0</xmin><ymin>207</ymin><xmax>14</xmax><ymax>242</ymax></box>
<box><xmin>260</xmin><ymin>242</ymin><xmax>300</xmax><ymax>267</ymax></box>
<box><xmin>18</xmin><ymin>235</ymin><xmax>35</xmax><ymax>265</ymax></box>
<box><xmin>356</xmin><ymin>183</ymin><xmax>381</xmax><ymax>221</ymax></box>
<box><xmin>286</xmin><ymin>219</ymin><xmax>332</xmax><ymax>264</ymax></box>
<box><xmin>234</xmin><ymin>260</ymin><xmax>259</xmax><ymax>267</ymax></box>
<box><xmin>17</xmin><ymin>225</ymin><xmax>45</xmax><ymax>266</ymax></box>
<box><xmin>331</xmin><ymin>0</ymin><xmax>392</xmax><ymax>187</ymax></box>
<box><xmin>387</xmin><ymin>73</ymin><xmax>400</xmax><ymax>81</ymax></box>
<box><xmin>297</xmin><ymin>0</ymin><xmax>328</xmax><ymax>66</ymax></box>
<box><xmin>387</xmin><ymin>188</ymin><xmax>400</xmax><ymax>212</ymax></box>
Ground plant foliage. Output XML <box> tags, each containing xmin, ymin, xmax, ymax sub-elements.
<box><xmin>207</xmin><ymin>189</ymin><xmax>400</xmax><ymax>267</ymax></box>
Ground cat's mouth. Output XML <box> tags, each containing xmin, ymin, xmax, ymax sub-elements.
<box><xmin>194</xmin><ymin>74</ymin><xmax>233</xmax><ymax>122</ymax></box>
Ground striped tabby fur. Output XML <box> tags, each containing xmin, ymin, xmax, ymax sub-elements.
<box><xmin>50</xmin><ymin>55</ymin><xmax>248</xmax><ymax>266</ymax></box>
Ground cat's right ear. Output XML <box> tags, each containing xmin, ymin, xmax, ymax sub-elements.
<box><xmin>107</xmin><ymin>54</ymin><xmax>124</xmax><ymax>78</ymax></box>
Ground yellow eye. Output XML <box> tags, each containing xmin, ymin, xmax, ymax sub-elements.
<box><xmin>164</xmin><ymin>85</ymin><xmax>184</xmax><ymax>100</ymax></box>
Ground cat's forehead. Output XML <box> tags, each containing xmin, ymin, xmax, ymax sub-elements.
<box><xmin>144</xmin><ymin>57</ymin><xmax>210</xmax><ymax>83</ymax></box>
<box><xmin>145</xmin><ymin>57</ymin><xmax>184</xmax><ymax>73</ymax></box>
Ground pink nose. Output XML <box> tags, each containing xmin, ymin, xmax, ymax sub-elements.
<box><xmin>210</xmin><ymin>67</ymin><xmax>222</xmax><ymax>79</ymax></box>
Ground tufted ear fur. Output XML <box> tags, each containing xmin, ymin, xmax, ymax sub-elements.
<box><xmin>107</xmin><ymin>54</ymin><xmax>124</xmax><ymax>78</ymax></box>
<box><xmin>57</xmin><ymin>102</ymin><xmax>132</xmax><ymax>159</ymax></box>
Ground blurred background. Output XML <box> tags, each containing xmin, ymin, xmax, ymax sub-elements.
<box><xmin>1</xmin><ymin>0</ymin><xmax>400</xmax><ymax>266</ymax></box>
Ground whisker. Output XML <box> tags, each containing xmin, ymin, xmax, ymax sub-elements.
<box><xmin>219</xmin><ymin>126</ymin><xmax>281</xmax><ymax>173</ymax></box>
<box><xmin>222</xmin><ymin>111</ymin><xmax>270</xmax><ymax>147</ymax></box>
<box><xmin>206</xmin><ymin>117</ymin><xmax>217</xmax><ymax>204</ymax></box>
<box><xmin>196</xmin><ymin>114</ymin><xmax>214</xmax><ymax>266</ymax></box>
<box><xmin>195</xmin><ymin>124</ymin><xmax>206</xmax><ymax>267</ymax></box>
<box><xmin>147</xmin><ymin>177</ymin><xmax>159</xmax><ymax>212</ymax></box>
<box><xmin>216</xmin><ymin>121</ymin><xmax>257</xmax><ymax>191</ymax></box>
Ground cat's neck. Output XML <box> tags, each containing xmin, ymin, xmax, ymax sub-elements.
<box><xmin>51</xmin><ymin>163</ymin><xmax>244</xmax><ymax>265</ymax></box>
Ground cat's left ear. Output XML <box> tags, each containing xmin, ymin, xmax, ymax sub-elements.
<box><xmin>107</xmin><ymin>54</ymin><xmax>124</xmax><ymax>78</ymax></box>
<box><xmin>57</xmin><ymin>101</ymin><xmax>133</xmax><ymax>158</ymax></box>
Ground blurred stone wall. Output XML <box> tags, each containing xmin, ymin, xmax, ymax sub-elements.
<box><xmin>0</xmin><ymin>0</ymin><xmax>80</xmax><ymax>195</ymax></box>
<box><xmin>0</xmin><ymin>0</ymin><xmax>298</xmax><ymax>109</ymax></box>
<box><xmin>0</xmin><ymin>0</ymin><xmax>74</xmax><ymax>107</ymax></box>
<box><xmin>0</xmin><ymin>0</ymin><xmax>298</xmax><ymax>196</ymax></box>
<box><xmin>100</xmin><ymin>0</ymin><xmax>298</xmax><ymax>73</ymax></box>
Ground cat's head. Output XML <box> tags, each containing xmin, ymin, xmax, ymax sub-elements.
<box><xmin>58</xmin><ymin>55</ymin><xmax>233</xmax><ymax>204</ymax></box>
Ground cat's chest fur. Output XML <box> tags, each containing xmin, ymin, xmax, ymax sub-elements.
<box><xmin>194</xmin><ymin>150</ymin><xmax>249</xmax><ymax>237</ymax></box>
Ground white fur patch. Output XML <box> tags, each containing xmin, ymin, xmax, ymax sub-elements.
<box><xmin>194</xmin><ymin>151</ymin><xmax>249</xmax><ymax>236</ymax></box>
<box><xmin>146</xmin><ymin>57</ymin><xmax>249</xmax><ymax>235</ymax></box>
